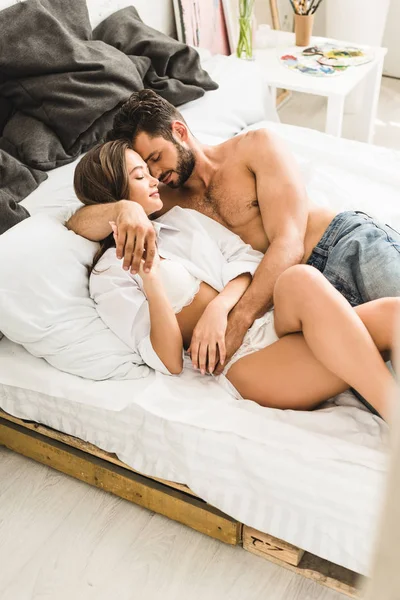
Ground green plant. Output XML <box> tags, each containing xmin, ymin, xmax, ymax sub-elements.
<box><xmin>236</xmin><ymin>0</ymin><xmax>255</xmax><ymax>59</ymax></box>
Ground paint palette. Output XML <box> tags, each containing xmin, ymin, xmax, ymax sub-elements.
<box><xmin>280</xmin><ymin>43</ymin><xmax>374</xmax><ymax>77</ymax></box>
<box><xmin>280</xmin><ymin>52</ymin><xmax>340</xmax><ymax>77</ymax></box>
<box><xmin>317</xmin><ymin>47</ymin><xmax>374</xmax><ymax>68</ymax></box>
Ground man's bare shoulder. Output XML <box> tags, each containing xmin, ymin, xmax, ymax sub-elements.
<box><xmin>219</xmin><ymin>128</ymin><xmax>278</xmax><ymax>161</ymax></box>
<box><xmin>239</xmin><ymin>128</ymin><xmax>278</xmax><ymax>150</ymax></box>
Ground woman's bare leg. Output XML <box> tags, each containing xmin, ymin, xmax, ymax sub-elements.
<box><xmin>227</xmin><ymin>333</ymin><xmax>350</xmax><ymax>411</ymax></box>
<box><xmin>271</xmin><ymin>265</ymin><xmax>398</xmax><ymax>420</ymax></box>
<box><xmin>227</xmin><ymin>277</ymin><xmax>399</xmax><ymax>419</ymax></box>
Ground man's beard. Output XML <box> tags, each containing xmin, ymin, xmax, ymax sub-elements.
<box><xmin>170</xmin><ymin>143</ymin><xmax>196</xmax><ymax>188</ymax></box>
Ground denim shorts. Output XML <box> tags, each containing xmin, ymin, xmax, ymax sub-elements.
<box><xmin>307</xmin><ymin>210</ymin><xmax>400</xmax><ymax>307</ymax></box>
<box><xmin>307</xmin><ymin>210</ymin><xmax>400</xmax><ymax>418</ymax></box>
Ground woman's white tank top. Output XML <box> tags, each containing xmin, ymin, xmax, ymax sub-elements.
<box><xmin>158</xmin><ymin>259</ymin><xmax>201</xmax><ymax>314</ymax></box>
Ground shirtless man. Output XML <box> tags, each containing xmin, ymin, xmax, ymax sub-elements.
<box><xmin>67</xmin><ymin>89</ymin><xmax>400</xmax><ymax>371</ymax></box>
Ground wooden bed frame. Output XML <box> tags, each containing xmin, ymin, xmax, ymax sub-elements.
<box><xmin>0</xmin><ymin>408</ymin><xmax>362</xmax><ymax>597</ymax></box>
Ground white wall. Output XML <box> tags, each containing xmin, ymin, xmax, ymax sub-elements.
<box><xmin>312</xmin><ymin>1</ymin><xmax>326</xmax><ymax>36</ymax></box>
<box><xmin>254</xmin><ymin>0</ymin><xmax>291</xmax><ymax>29</ymax></box>
<box><xmin>383</xmin><ymin>1</ymin><xmax>400</xmax><ymax>77</ymax></box>
<box><xmin>0</xmin><ymin>0</ymin><xmax>176</xmax><ymax>36</ymax></box>
<box><xmin>86</xmin><ymin>0</ymin><xmax>176</xmax><ymax>34</ymax></box>
<box><xmin>254</xmin><ymin>0</ymin><xmax>325</xmax><ymax>33</ymax></box>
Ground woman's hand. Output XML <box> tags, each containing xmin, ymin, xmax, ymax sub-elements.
<box><xmin>190</xmin><ymin>273</ymin><xmax>252</xmax><ymax>376</ymax></box>
<box><xmin>189</xmin><ymin>301</ymin><xmax>228</xmax><ymax>375</ymax></box>
<box><xmin>138</xmin><ymin>250</ymin><xmax>161</xmax><ymax>281</ymax></box>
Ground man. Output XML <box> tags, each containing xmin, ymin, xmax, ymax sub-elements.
<box><xmin>67</xmin><ymin>90</ymin><xmax>400</xmax><ymax>371</ymax></box>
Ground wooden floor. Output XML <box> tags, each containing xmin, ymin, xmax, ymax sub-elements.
<box><xmin>279</xmin><ymin>76</ymin><xmax>400</xmax><ymax>150</ymax></box>
<box><xmin>2</xmin><ymin>76</ymin><xmax>399</xmax><ymax>600</ymax></box>
<box><xmin>0</xmin><ymin>447</ymin><xmax>346</xmax><ymax>600</ymax></box>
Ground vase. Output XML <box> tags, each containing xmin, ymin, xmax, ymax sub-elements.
<box><xmin>236</xmin><ymin>16</ymin><xmax>254</xmax><ymax>60</ymax></box>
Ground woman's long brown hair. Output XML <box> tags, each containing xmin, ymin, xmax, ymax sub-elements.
<box><xmin>73</xmin><ymin>140</ymin><xmax>132</xmax><ymax>272</ymax></box>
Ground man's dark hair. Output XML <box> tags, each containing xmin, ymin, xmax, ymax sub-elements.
<box><xmin>107</xmin><ymin>89</ymin><xmax>186</xmax><ymax>144</ymax></box>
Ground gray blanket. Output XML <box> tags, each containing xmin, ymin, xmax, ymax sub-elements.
<box><xmin>0</xmin><ymin>0</ymin><xmax>218</xmax><ymax>235</ymax></box>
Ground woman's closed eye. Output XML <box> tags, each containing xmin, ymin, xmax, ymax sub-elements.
<box><xmin>130</xmin><ymin>165</ymin><xmax>146</xmax><ymax>180</ymax></box>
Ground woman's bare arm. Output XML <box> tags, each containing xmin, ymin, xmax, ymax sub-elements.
<box><xmin>142</xmin><ymin>271</ymin><xmax>183</xmax><ymax>375</ymax></box>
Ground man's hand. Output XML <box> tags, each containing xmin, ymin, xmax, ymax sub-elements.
<box><xmin>213</xmin><ymin>310</ymin><xmax>250</xmax><ymax>375</ymax></box>
<box><xmin>115</xmin><ymin>201</ymin><xmax>157</xmax><ymax>274</ymax></box>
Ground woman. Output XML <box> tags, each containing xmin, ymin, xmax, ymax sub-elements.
<box><xmin>74</xmin><ymin>140</ymin><xmax>399</xmax><ymax>421</ymax></box>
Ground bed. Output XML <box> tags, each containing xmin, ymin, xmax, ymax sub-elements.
<box><xmin>1</xmin><ymin>2</ymin><xmax>399</xmax><ymax>598</ymax></box>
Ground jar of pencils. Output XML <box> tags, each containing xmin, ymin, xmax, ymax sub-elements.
<box><xmin>295</xmin><ymin>13</ymin><xmax>314</xmax><ymax>46</ymax></box>
<box><xmin>290</xmin><ymin>0</ymin><xmax>324</xmax><ymax>47</ymax></box>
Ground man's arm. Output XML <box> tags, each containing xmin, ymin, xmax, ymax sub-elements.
<box><xmin>234</xmin><ymin>128</ymin><xmax>308</xmax><ymax>321</ymax></box>
<box><xmin>66</xmin><ymin>200</ymin><xmax>157</xmax><ymax>273</ymax></box>
<box><xmin>216</xmin><ymin>128</ymin><xmax>309</xmax><ymax>370</ymax></box>
<box><xmin>67</xmin><ymin>203</ymin><xmax>119</xmax><ymax>241</ymax></box>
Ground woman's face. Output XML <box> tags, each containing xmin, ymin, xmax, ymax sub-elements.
<box><xmin>125</xmin><ymin>149</ymin><xmax>162</xmax><ymax>215</ymax></box>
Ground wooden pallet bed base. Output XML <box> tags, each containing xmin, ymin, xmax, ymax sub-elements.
<box><xmin>0</xmin><ymin>410</ymin><xmax>361</xmax><ymax>597</ymax></box>
<box><xmin>243</xmin><ymin>527</ymin><xmax>361</xmax><ymax>598</ymax></box>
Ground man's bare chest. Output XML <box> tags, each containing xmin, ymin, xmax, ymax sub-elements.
<box><xmin>186</xmin><ymin>179</ymin><xmax>259</xmax><ymax>229</ymax></box>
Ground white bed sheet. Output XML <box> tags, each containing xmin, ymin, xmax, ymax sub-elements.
<box><xmin>0</xmin><ymin>338</ymin><xmax>388</xmax><ymax>576</ymax></box>
<box><xmin>4</xmin><ymin>116</ymin><xmax>400</xmax><ymax>574</ymax></box>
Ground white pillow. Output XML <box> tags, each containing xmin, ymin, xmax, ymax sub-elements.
<box><xmin>180</xmin><ymin>54</ymin><xmax>279</xmax><ymax>142</ymax></box>
<box><xmin>0</xmin><ymin>214</ymin><xmax>149</xmax><ymax>380</ymax></box>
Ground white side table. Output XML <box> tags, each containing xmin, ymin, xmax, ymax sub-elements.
<box><xmin>254</xmin><ymin>32</ymin><xmax>387</xmax><ymax>143</ymax></box>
